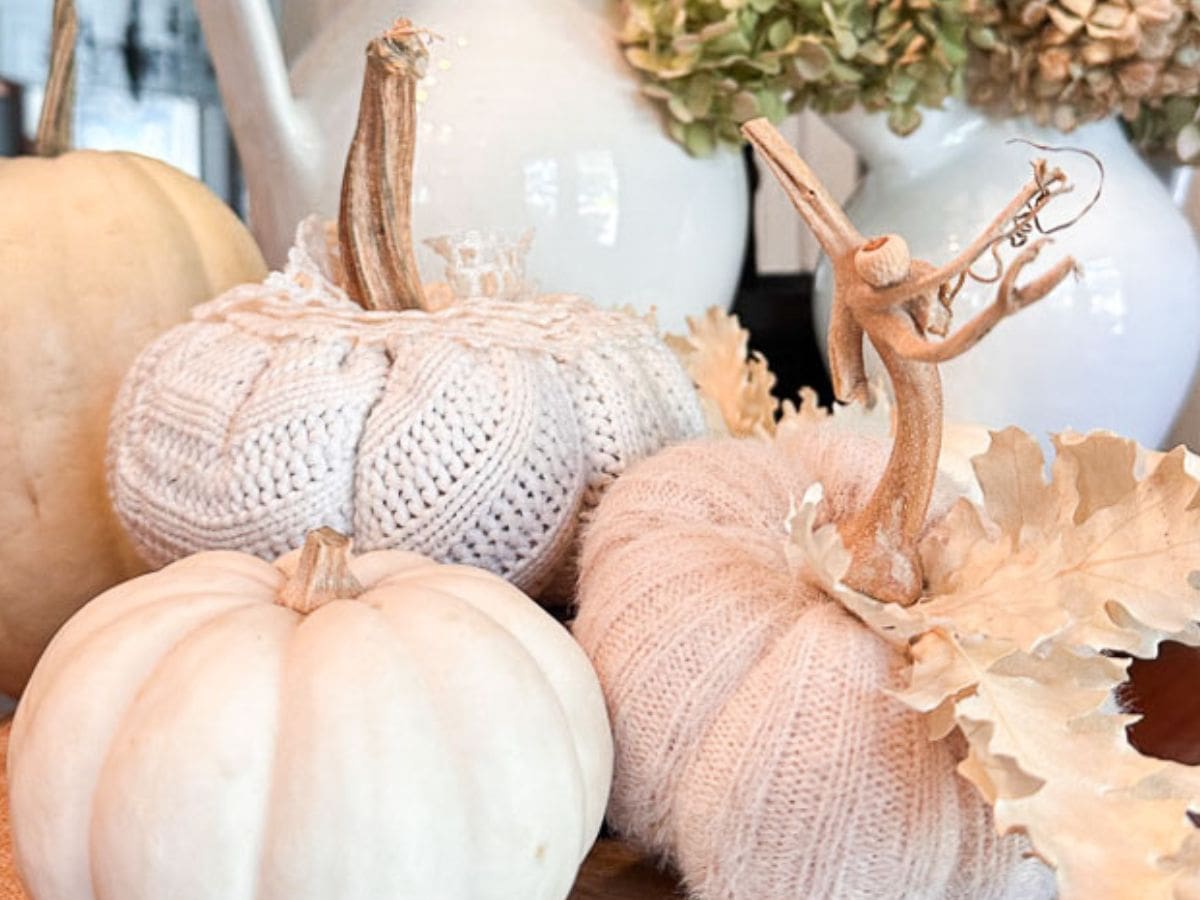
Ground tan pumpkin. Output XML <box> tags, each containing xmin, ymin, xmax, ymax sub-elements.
<box><xmin>9</xmin><ymin>529</ymin><xmax>611</xmax><ymax>900</ymax></box>
<box><xmin>0</xmin><ymin>0</ymin><xmax>266</xmax><ymax>695</ymax></box>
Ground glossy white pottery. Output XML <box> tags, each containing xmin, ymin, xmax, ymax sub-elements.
<box><xmin>194</xmin><ymin>0</ymin><xmax>749</xmax><ymax>331</ymax></box>
<box><xmin>813</xmin><ymin>101</ymin><xmax>1200</xmax><ymax>448</ymax></box>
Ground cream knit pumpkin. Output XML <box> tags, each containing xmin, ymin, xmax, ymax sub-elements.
<box><xmin>573</xmin><ymin>420</ymin><xmax>1055</xmax><ymax>899</ymax></box>
<box><xmin>108</xmin><ymin>219</ymin><xmax>704</xmax><ymax>597</ymax></box>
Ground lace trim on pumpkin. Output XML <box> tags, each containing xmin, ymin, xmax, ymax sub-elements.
<box><xmin>190</xmin><ymin>216</ymin><xmax>661</xmax><ymax>356</ymax></box>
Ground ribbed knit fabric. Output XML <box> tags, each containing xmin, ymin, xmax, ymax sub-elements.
<box><xmin>108</xmin><ymin>219</ymin><xmax>704</xmax><ymax>598</ymax></box>
<box><xmin>573</xmin><ymin>423</ymin><xmax>1056</xmax><ymax>899</ymax></box>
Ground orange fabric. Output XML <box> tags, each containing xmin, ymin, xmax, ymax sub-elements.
<box><xmin>0</xmin><ymin>721</ymin><xmax>26</xmax><ymax>899</ymax></box>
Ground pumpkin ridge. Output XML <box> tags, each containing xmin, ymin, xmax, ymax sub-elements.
<box><xmin>636</xmin><ymin>576</ymin><xmax>801</xmax><ymax>847</ymax></box>
<box><xmin>86</xmin><ymin>603</ymin><xmax>293</xmax><ymax>897</ymax></box>
<box><xmin>249</xmin><ymin>602</ymin><xmax>303</xmax><ymax>900</ymax></box>
<box><xmin>8</xmin><ymin>596</ymin><xmax>276</xmax><ymax>896</ymax></box>
<box><xmin>378</xmin><ymin>567</ymin><xmax>612</xmax><ymax>846</ymax></box>
<box><xmin>112</xmin><ymin>322</ymin><xmax>387</xmax><ymax>565</ymax></box>
<box><xmin>351</xmin><ymin>343</ymin><xmax>584</xmax><ymax>593</ymax></box>
<box><xmin>17</xmin><ymin>587</ymin><xmax>270</xmax><ymax>737</ymax></box>
<box><xmin>116</xmin><ymin>152</ymin><xmax>266</xmax><ymax>294</ymax></box>
<box><xmin>108</xmin><ymin>151</ymin><xmax>210</xmax><ymax>306</ymax></box>
<box><xmin>791</xmin><ymin>612</ymin><xmax>880</xmax><ymax>890</ymax></box>
<box><xmin>369</xmin><ymin>587</ymin><xmax>594</xmax><ymax>874</ymax></box>
<box><xmin>352</xmin><ymin>342</ymin><xmax>513</xmax><ymax>556</ymax></box>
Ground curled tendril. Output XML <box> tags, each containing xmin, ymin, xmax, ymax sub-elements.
<box><xmin>1006</xmin><ymin>140</ymin><xmax>1105</xmax><ymax>238</ymax></box>
<box><xmin>951</xmin><ymin>141</ymin><xmax>1103</xmax><ymax>292</ymax></box>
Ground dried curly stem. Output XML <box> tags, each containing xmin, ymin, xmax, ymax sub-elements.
<box><xmin>278</xmin><ymin>528</ymin><xmax>365</xmax><ymax>615</ymax></box>
<box><xmin>34</xmin><ymin>0</ymin><xmax>77</xmax><ymax>157</ymax></box>
<box><xmin>338</xmin><ymin>20</ymin><xmax>430</xmax><ymax>311</ymax></box>
<box><xmin>742</xmin><ymin>117</ymin><xmax>1083</xmax><ymax>605</ymax></box>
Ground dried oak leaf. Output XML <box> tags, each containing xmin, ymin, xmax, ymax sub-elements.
<box><xmin>791</xmin><ymin>429</ymin><xmax>1200</xmax><ymax>900</ymax></box>
<box><xmin>920</xmin><ymin>427</ymin><xmax>1200</xmax><ymax>656</ymax></box>
<box><xmin>666</xmin><ymin>307</ymin><xmax>778</xmax><ymax>437</ymax></box>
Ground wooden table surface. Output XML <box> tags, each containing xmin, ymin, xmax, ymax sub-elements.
<box><xmin>1</xmin><ymin>644</ymin><xmax>1196</xmax><ymax>899</ymax></box>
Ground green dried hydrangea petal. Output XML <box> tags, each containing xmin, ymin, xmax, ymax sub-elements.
<box><xmin>757</xmin><ymin>88</ymin><xmax>790</xmax><ymax>119</ymax></box>
<box><xmin>621</xmin><ymin>0</ymin><xmax>980</xmax><ymax>154</ymax></box>
<box><xmin>683</xmin><ymin>121</ymin><xmax>718</xmax><ymax>155</ymax></box>
<box><xmin>888</xmin><ymin>104</ymin><xmax>924</xmax><ymax>134</ymax></box>
<box><xmin>768</xmin><ymin>18</ymin><xmax>796</xmax><ymax>48</ymax></box>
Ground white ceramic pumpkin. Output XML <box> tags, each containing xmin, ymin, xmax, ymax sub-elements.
<box><xmin>8</xmin><ymin>529</ymin><xmax>612</xmax><ymax>900</ymax></box>
<box><xmin>107</xmin><ymin>22</ymin><xmax>703</xmax><ymax>600</ymax></box>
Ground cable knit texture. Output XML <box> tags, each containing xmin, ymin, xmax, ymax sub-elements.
<box><xmin>108</xmin><ymin>219</ymin><xmax>704</xmax><ymax>598</ymax></box>
<box><xmin>573</xmin><ymin>423</ymin><xmax>1056</xmax><ymax>899</ymax></box>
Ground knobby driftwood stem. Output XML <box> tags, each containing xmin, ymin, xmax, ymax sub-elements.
<box><xmin>742</xmin><ymin>119</ymin><xmax>863</xmax><ymax>258</ymax></box>
<box><xmin>838</xmin><ymin>345</ymin><xmax>941</xmax><ymax>603</ymax></box>
<box><xmin>34</xmin><ymin>0</ymin><xmax>77</xmax><ymax>157</ymax></box>
<box><xmin>741</xmin><ymin>117</ymin><xmax>1080</xmax><ymax>605</ymax></box>
<box><xmin>338</xmin><ymin>20</ymin><xmax>429</xmax><ymax>311</ymax></box>
<box><xmin>278</xmin><ymin>528</ymin><xmax>365</xmax><ymax>615</ymax></box>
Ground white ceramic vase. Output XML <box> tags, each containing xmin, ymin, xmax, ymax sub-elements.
<box><xmin>812</xmin><ymin>101</ymin><xmax>1200</xmax><ymax>448</ymax></box>
<box><xmin>194</xmin><ymin>0</ymin><xmax>749</xmax><ymax>332</ymax></box>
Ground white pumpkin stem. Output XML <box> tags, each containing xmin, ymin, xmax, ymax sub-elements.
<box><xmin>337</xmin><ymin>20</ymin><xmax>430</xmax><ymax>312</ymax></box>
<box><xmin>34</xmin><ymin>0</ymin><xmax>77</xmax><ymax>157</ymax></box>
<box><xmin>279</xmin><ymin>528</ymin><xmax>365</xmax><ymax>614</ymax></box>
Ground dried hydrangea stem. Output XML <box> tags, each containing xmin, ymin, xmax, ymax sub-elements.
<box><xmin>338</xmin><ymin>20</ymin><xmax>429</xmax><ymax>311</ymax></box>
<box><xmin>34</xmin><ymin>0</ymin><xmax>77</xmax><ymax>158</ymax></box>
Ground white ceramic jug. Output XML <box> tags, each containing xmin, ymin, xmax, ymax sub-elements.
<box><xmin>812</xmin><ymin>101</ymin><xmax>1200</xmax><ymax>449</ymax></box>
<box><xmin>194</xmin><ymin>0</ymin><xmax>749</xmax><ymax>331</ymax></box>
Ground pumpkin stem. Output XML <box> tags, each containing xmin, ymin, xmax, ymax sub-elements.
<box><xmin>34</xmin><ymin>0</ymin><xmax>77</xmax><ymax>157</ymax></box>
<box><xmin>279</xmin><ymin>528</ymin><xmax>365</xmax><ymax>614</ymax></box>
<box><xmin>338</xmin><ymin>20</ymin><xmax>430</xmax><ymax>312</ymax></box>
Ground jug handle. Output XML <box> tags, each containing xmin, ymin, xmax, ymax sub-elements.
<box><xmin>194</xmin><ymin>0</ymin><xmax>319</xmax><ymax>202</ymax></box>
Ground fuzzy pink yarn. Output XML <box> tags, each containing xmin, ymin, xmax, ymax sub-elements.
<box><xmin>573</xmin><ymin>422</ymin><xmax>1054</xmax><ymax>899</ymax></box>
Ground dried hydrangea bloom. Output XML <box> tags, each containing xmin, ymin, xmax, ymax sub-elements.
<box><xmin>619</xmin><ymin>0</ymin><xmax>986</xmax><ymax>155</ymax></box>
<box><xmin>966</xmin><ymin>0</ymin><xmax>1200</xmax><ymax>158</ymax></box>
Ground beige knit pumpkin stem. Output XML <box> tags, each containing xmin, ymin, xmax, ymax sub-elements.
<box><xmin>34</xmin><ymin>0</ymin><xmax>77</xmax><ymax>157</ymax></box>
<box><xmin>338</xmin><ymin>20</ymin><xmax>430</xmax><ymax>311</ymax></box>
<box><xmin>279</xmin><ymin>528</ymin><xmax>365</xmax><ymax>614</ymax></box>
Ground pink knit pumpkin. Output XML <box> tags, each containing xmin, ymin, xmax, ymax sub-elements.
<box><xmin>573</xmin><ymin>420</ymin><xmax>1053</xmax><ymax>899</ymax></box>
